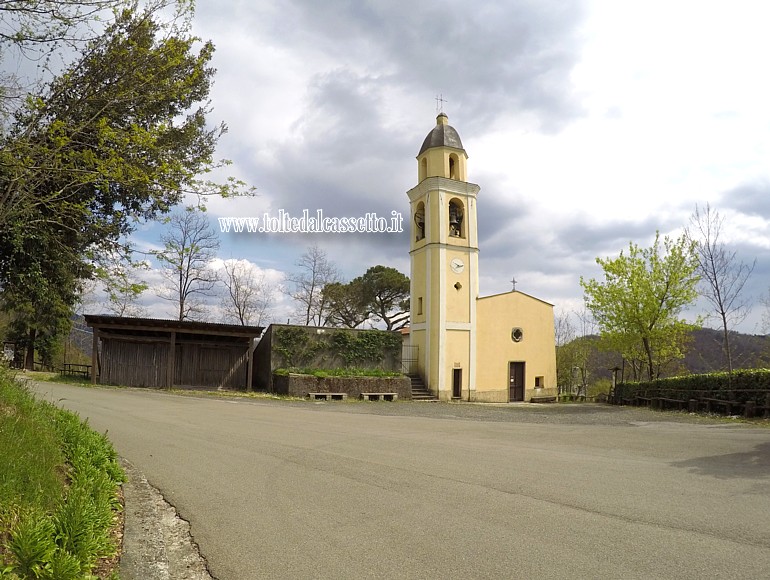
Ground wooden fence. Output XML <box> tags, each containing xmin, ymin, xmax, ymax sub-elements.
<box><xmin>611</xmin><ymin>387</ymin><xmax>770</xmax><ymax>419</ymax></box>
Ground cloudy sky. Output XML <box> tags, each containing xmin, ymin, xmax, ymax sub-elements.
<box><xmin>121</xmin><ymin>0</ymin><xmax>770</xmax><ymax>332</ymax></box>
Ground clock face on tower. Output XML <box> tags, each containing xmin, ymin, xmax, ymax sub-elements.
<box><xmin>450</xmin><ymin>258</ymin><xmax>465</xmax><ymax>273</ymax></box>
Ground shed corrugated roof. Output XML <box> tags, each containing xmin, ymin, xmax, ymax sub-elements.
<box><xmin>84</xmin><ymin>315</ymin><xmax>264</xmax><ymax>337</ymax></box>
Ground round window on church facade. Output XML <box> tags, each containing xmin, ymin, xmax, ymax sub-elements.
<box><xmin>511</xmin><ymin>327</ymin><xmax>523</xmax><ymax>342</ymax></box>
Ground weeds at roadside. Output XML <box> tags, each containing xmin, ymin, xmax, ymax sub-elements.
<box><xmin>0</xmin><ymin>367</ymin><xmax>125</xmax><ymax>578</ymax></box>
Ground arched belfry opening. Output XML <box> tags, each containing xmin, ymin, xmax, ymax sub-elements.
<box><xmin>449</xmin><ymin>155</ymin><xmax>456</xmax><ymax>179</ymax></box>
<box><xmin>448</xmin><ymin>198</ymin><xmax>465</xmax><ymax>238</ymax></box>
<box><xmin>414</xmin><ymin>201</ymin><xmax>425</xmax><ymax>241</ymax></box>
<box><xmin>419</xmin><ymin>158</ymin><xmax>428</xmax><ymax>182</ymax></box>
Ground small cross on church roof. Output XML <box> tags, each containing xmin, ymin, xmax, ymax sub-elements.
<box><xmin>435</xmin><ymin>94</ymin><xmax>448</xmax><ymax>114</ymax></box>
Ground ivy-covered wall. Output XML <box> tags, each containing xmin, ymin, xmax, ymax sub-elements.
<box><xmin>253</xmin><ymin>324</ymin><xmax>403</xmax><ymax>391</ymax></box>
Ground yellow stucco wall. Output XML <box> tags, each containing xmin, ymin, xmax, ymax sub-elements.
<box><xmin>419</xmin><ymin>147</ymin><xmax>467</xmax><ymax>182</ymax></box>
<box><xmin>475</xmin><ymin>291</ymin><xmax>557</xmax><ymax>402</ymax></box>
<box><xmin>411</xmin><ymin>251</ymin><xmax>427</xmax><ymax>325</ymax></box>
<box><xmin>445</xmin><ymin>250</ymin><xmax>470</xmax><ymax>322</ymax></box>
<box><xmin>445</xmin><ymin>329</ymin><xmax>470</xmax><ymax>399</ymax></box>
<box><xmin>410</xmin><ymin>328</ymin><xmax>427</xmax><ymax>378</ymax></box>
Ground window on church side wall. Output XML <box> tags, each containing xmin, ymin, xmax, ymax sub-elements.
<box><xmin>414</xmin><ymin>202</ymin><xmax>425</xmax><ymax>241</ymax></box>
<box><xmin>448</xmin><ymin>199</ymin><xmax>464</xmax><ymax>238</ymax></box>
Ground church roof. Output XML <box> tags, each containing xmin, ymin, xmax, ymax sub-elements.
<box><xmin>418</xmin><ymin>113</ymin><xmax>465</xmax><ymax>155</ymax></box>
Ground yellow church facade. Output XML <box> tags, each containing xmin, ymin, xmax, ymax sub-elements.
<box><xmin>407</xmin><ymin>113</ymin><xmax>557</xmax><ymax>402</ymax></box>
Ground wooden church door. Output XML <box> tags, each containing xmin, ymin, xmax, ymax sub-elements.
<box><xmin>509</xmin><ymin>362</ymin><xmax>525</xmax><ymax>402</ymax></box>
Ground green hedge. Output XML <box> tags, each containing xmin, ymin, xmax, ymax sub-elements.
<box><xmin>614</xmin><ymin>369</ymin><xmax>770</xmax><ymax>405</ymax></box>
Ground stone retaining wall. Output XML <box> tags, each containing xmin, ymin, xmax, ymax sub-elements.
<box><xmin>273</xmin><ymin>374</ymin><xmax>411</xmax><ymax>400</ymax></box>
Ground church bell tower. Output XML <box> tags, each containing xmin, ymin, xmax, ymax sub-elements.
<box><xmin>407</xmin><ymin>114</ymin><xmax>480</xmax><ymax>401</ymax></box>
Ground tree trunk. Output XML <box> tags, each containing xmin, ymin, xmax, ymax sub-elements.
<box><xmin>721</xmin><ymin>312</ymin><xmax>733</xmax><ymax>375</ymax></box>
<box><xmin>24</xmin><ymin>327</ymin><xmax>36</xmax><ymax>370</ymax></box>
<box><xmin>642</xmin><ymin>336</ymin><xmax>655</xmax><ymax>381</ymax></box>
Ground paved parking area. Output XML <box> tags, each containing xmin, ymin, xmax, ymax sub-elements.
<box><xmin>30</xmin><ymin>382</ymin><xmax>770</xmax><ymax>579</ymax></box>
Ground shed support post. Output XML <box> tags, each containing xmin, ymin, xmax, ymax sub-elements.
<box><xmin>91</xmin><ymin>330</ymin><xmax>98</xmax><ymax>385</ymax></box>
<box><xmin>246</xmin><ymin>338</ymin><xmax>255</xmax><ymax>392</ymax></box>
<box><xmin>167</xmin><ymin>331</ymin><xmax>176</xmax><ymax>389</ymax></box>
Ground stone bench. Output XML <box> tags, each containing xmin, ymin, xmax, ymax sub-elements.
<box><xmin>530</xmin><ymin>396</ymin><xmax>556</xmax><ymax>403</ymax></box>
<box><xmin>307</xmin><ymin>393</ymin><xmax>347</xmax><ymax>401</ymax></box>
<box><xmin>360</xmin><ymin>393</ymin><xmax>398</xmax><ymax>401</ymax></box>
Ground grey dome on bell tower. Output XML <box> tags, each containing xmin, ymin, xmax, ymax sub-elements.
<box><xmin>418</xmin><ymin>113</ymin><xmax>465</xmax><ymax>155</ymax></box>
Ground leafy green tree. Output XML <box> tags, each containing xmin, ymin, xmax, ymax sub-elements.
<box><xmin>359</xmin><ymin>266</ymin><xmax>409</xmax><ymax>331</ymax></box>
<box><xmin>0</xmin><ymin>2</ymin><xmax>248</xmax><ymax>358</ymax></box>
<box><xmin>95</xmin><ymin>247</ymin><xmax>149</xmax><ymax>317</ymax></box>
<box><xmin>0</xmin><ymin>223</ymin><xmax>84</xmax><ymax>369</ymax></box>
<box><xmin>0</xmin><ymin>0</ymin><xmax>137</xmax><ymax>120</ymax></box>
<box><xmin>0</xmin><ymin>0</ymin><xmax>133</xmax><ymax>49</ymax></box>
<box><xmin>320</xmin><ymin>265</ymin><xmax>410</xmax><ymax>330</ymax></box>
<box><xmin>0</xmin><ymin>3</ymin><xmax>235</xmax><ymax>231</ymax></box>
<box><xmin>324</xmin><ymin>280</ymin><xmax>370</xmax><ymax>328</ymax></box>
<box><xmin>580</xmin><ymin>232</ymin><xmax>700</xmax><ymax>381</ymax></box>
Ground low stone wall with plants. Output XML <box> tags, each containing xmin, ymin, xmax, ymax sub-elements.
<box><xmin>273</xmin><ymin>372</ymin><xmax>412</xmax><ymax>400</ymax></box>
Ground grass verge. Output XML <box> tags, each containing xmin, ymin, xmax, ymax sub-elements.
<box><xmin>0</xmin><ymin>367</ymin><xmax>125</xmax><ymax>579</ymax></box>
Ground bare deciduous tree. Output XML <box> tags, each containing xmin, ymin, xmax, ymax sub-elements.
<box><xmin>762</xmin><ymin>290</ymin><xmax>770</xmax><ymax>334</ymax></box>
<box><xmin>555</xmin><ymin>307</ymin><xmax>596</xmax><ymax>396</ymax></box>
<box><xmin>219</xmin><ymin>259</ymin><xmax>276</xmax><ymax>327</ymax></box>
<box><xmin>154</xmin><ymin>209</ymin><xmax>219</xmax><ymax>321</ymax></box>
<box><xmin>687</xmin><ymin>203</ymin><xmax>755</xmax><ymax>373</ymax></box>
<box><xmin>285</xmin><ymin>245</ymin><xmax>339</xmax><ymax>326</ymax></box>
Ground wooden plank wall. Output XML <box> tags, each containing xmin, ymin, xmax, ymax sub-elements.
<box><xmin>101</xmin><ymin>339</ymin><xmax>169</xmax><ymax>388</ymax></box>
<box><xmin>101</xmin><ymin>338</ymin><xmax>249</xmax><ymax>389</ymax></box>
<box><xmin>174</xmin><ymin>343</ymin><xmax>249</xmax><ymax>389</ymax></box>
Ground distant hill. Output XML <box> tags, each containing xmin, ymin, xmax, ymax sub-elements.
<box><xmin>684</xmin><ymin>328</ymin><xmax>770</xmax><ymax>373</ymax></box>
<box><xmin>571</xmin><ymin>328</ymin><xmax>770</xmax><ymax>384</ymax></box>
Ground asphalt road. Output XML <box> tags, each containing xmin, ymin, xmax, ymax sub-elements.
<box><xmin>29</xmin><ymin>382</ymin><xmax>770</xmax><ymax>579</ymax></box>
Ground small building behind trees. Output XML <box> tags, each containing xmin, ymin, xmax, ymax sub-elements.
<box><xmin>85</xmin><ymin>315</ymin><xmax>263</xmax><ymax>390</ymax></box>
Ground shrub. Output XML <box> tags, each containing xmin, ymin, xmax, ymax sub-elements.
<box><xmin>614</xmin><ymin>369</ymin><xmax>770</xmax><ymax>405</ymax></box>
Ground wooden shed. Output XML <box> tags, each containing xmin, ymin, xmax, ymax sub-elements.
<box><xmin>85</xmin><ymin>315</ymin><xmax>264</xmax><ymax>390</ymax></box>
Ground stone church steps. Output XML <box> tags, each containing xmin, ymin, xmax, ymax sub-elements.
<box><xmin>408</xmin><ymin>374</ymin><xmax>438</xmax><ymax>401</ymax></box>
